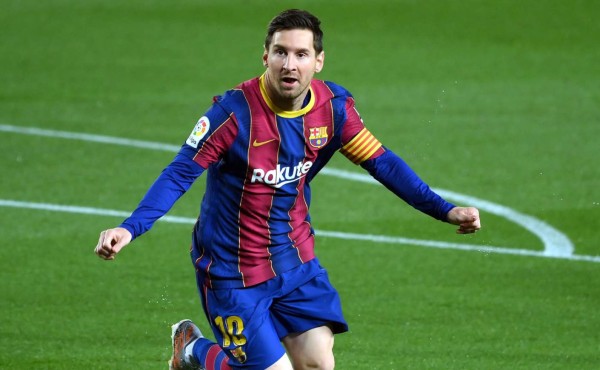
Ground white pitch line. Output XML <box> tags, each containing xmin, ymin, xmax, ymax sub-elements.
<box><xmin>1</xmin><ymin>199</ymin><xmax>598</xmax><ymax>263</ymax></box>
<box><xmin>315</xmin><ymin>230</ymin><xmax>599</xmax><ymax>263</ymax></box>
<box><xmin>319</xmin><ymin>168</ymin><xmax>574</xmax><ymax>258</ymax></box>
<box><xmin>0</xmin><ymin>124</ymin><xmax>581</xmax><ymax>261</ymax></box>
<box><xmin>0</xmin><ymin>124</ymin><xmax>181</xmax><ymax>152</ymax></box>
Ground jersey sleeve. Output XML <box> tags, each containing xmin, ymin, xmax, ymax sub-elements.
<box><xmin>338</xmin><ymin>97</ymin><xmax>385</xmax><ymax>164</ymax></box>
<box><xmin>360</xmin><ymin>148</ymin><xmax>455</xmax><ymax>221</ymax></box>
<box><xmin>119</xmin><ymin>154</ymin><xmax>205</xmax><ymax>240</ymax></box>
<box><xmin>119</xmin><ymin>96</ymin><xmax>238</xmax><ymax>240</ymax></box>
<box><xmin>178</xmin><ymin>98</ymin><xmax>238</xmax><ymax>169</ymax></box>
<box><xmin>332</xmin><ymin>90</ymin><xmax>452</xmax><ymax>220</ymax></box>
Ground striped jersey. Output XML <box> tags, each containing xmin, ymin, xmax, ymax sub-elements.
<box><xmin>181</xmin><ymin>75</ymin><xmax>383</xmax><ymax>288</ymax></box>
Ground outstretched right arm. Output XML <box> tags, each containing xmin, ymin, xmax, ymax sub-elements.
<box><xmin>119</xmin><ymin>154</ymin><xmax>205</xmax><ymax>240</ymax></box>
<box><xmin>94</xmin><ymin>154</ymin><xmax>205</xmax><ymax>260</ymax></box>
<box><xmin>93</xmin><ymin>98</ymin><xmax>238</xmax><ymax>261</ymax></box>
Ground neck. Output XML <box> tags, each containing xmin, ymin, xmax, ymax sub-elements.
<box><xmin>259</xmin><ymin>74</ymin><xmax>315</xmax><ymax>118</ymax></box>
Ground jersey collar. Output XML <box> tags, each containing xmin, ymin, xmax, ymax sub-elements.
<box><xmin>259</xmin><ymin>74</ymin><xmax>315</xmax><ymax>118</ymax></box>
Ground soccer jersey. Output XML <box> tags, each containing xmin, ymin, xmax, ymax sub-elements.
<box><xmin>120</xmin><ymin>75</ymin><xmax>455</xmax><ymax>289</ymax></box>
<box><xmin>180</xmin><ymin>75</ymin><xmax>384</xmax><ymax>288</ymax></box>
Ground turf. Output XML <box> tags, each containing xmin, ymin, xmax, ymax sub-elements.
<box><xmin>1</xmin><ymin>0</ymin><xmax>599</xmax><ymax>369</ymax></box>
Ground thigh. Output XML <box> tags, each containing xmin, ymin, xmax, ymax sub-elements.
<box><xmin>201</xmin><ymin>284</ymin><xmax>286</xmax><ymax>369</ymax></box>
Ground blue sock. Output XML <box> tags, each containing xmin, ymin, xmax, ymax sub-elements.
<box><xmin>193</xmin><ymin>338</ymin><xmax>231</xmax><ymax>370</ymax></box>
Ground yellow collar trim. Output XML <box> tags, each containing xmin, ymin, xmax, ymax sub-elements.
<box><xmin>259</xmin><ymin>74</ymin><xmax>315</xmax><ymax>118</ymax></box>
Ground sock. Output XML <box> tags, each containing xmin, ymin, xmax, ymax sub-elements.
<box><xmin>184</xmin><ymin>339</ymin><xmax>198</xmax><ymax>361</ymax></box>
<box><xmin>192</xmin><ymin>338</ymin><xmax>232</xmax><ymax>370</ymax></box>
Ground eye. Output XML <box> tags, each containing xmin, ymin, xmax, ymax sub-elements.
<box><xmin>275</xmin><ymin>49</ymin><xmax>286</xmax><ymax>56</ymax></box>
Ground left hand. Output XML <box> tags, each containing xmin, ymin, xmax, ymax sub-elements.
<box><xmin>447</xmin><ymin>207</ymin><xmax>481</xmax><ymax>234</ymax></box>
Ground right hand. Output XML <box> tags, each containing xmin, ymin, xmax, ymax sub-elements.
<box><xmin>94</xmin><ymin>227</ymin><xmax>132</xmax><ymax>260</ymax></box>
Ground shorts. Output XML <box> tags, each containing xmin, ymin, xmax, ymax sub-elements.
<box><xmin>197</xmin><ymin>258</ymin><xmax>348</xmax><ymax>369</ymax></box>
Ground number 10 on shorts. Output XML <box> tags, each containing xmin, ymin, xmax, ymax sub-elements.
<box><xmin>214</xmin><ymin>315</ymin><xmax>247</xmax><ymax>347</ymax></box>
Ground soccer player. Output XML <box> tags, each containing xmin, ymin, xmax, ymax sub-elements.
<box><xmin>94</xmin><ymin>9</ymin><xmax>481</xmax><ymax>370</ymax></box>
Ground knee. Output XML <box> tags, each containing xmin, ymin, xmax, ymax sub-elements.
<box><xmin>294</xmin><ymin>352</ymin><xmax>335</xmax><ymax>370</ymax></box>
<box><xmin>314</xmin><ymin>353</ymin><xmax>335</xmax><ymax>370</ymax></box>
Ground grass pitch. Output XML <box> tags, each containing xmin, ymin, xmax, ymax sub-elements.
<box><xmin>1</xmin><ymin>0</ymin><xmax>599</xmax><ymax>369</ymax></box>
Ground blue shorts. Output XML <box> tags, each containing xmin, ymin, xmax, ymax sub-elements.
<box><xmin>196</xmin><ymin>258</ymin><xmax>348</xmax><ymax>369</ymax></box>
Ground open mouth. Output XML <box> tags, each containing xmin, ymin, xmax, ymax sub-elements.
<box><xmin>281</xmin><ymin>77</ymin><xmax>298</xmax><ymax>86</ymax></box>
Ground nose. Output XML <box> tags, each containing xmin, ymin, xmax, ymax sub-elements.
<box><xmin>283</xmin><ymin>55</ymin><xmax>297</xmax><ymax>71</ymax></box>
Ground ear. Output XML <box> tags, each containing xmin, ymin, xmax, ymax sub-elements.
<box><xmin>315</xmin><ymin>51</ymin><xmax>325</xmax><ymax>73</ymax></box>
<box><xmin>262</xmin><ymin>48</ymin><xmax>268</xmax><ymax>67</ymax></box>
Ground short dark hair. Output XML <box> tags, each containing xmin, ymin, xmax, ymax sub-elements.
<box><xmin>264</xmin><ymin>9</ymin><xmax>324</xmax><ymax>54</ymax></box>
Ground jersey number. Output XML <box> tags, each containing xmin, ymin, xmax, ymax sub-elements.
<box><xmin>214</xmin><ymin>316</ymin><xmax>247</xmax><ymax>347</ymax></box>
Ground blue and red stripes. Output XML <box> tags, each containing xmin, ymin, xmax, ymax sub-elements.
<box><xmin>193</xmin><ymin>338</ymin><xmax>231</xmax><ymax>370</ymax></box>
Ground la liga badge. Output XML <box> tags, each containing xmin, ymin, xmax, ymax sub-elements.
<box><xmin>186</xmin><ymin>116</ymin><xmax>210</xmax><ymax>148</ymax></box>
<box><xmin>308</xmin><ymin>126</ymin><xmax>328</xmax><ymax>148</ymax></box>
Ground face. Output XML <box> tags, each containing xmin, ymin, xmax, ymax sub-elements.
<box><xmin>262</xmin><ymin>29</ymin><xmax>324</xmax><ymax>111</ymax></box>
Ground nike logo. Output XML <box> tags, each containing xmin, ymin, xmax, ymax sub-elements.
<box><xmin>252</xmin><ymin>138</ymin><xmax>277</xmax><ymax>147</ymax></box>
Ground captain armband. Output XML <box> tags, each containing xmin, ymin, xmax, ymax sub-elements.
<box><xmin>340</xmin><ymin>128</ymin><xmax>383</xmax><ymax>164</ymax></box>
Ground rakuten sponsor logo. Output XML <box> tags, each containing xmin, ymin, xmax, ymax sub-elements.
<box><xmin>250</xmin><ymin>161</ymin><xmax>313</xmax><ymax>188</ymax></box>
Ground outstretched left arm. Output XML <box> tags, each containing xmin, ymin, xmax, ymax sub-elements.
<box><xmin>336</xmin><ymin>94</ymin><xmax>481</xmax><ymax>232</ymax></box>
<box><xmin>360</xmin><ymin>148</ymin><xmax>481</xmax><ymax>233</ymax></box>
<box><xmin>360</xmin><ymin>148</ymin><xmax>455</xmax><ymax>221</ymax></box>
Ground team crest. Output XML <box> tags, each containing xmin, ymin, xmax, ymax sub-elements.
<box><xmin>186</xmin><ymin>116</ymin><xmax>210</xmax><ymax>148</ymax></box>
<box><xmin>308</xmin><ymin>126</ymin><xmax>328</xmax><ymax>148</ymax></box>
<box><xmin>230</xmin><ymin>347</ymin><xmax>247</xmax><ymax>364</ymax></box>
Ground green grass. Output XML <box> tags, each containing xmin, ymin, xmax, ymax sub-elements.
<box><xmin>1</xmin><ymin>0</ymin><xmax>599</xmax><ymax>369</ymax></box>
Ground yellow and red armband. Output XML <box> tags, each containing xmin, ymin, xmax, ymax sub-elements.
<box><xmin>340</xmin><ymin>128</ymin><xmax>383</xmax><ymax>164</ymax></box>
